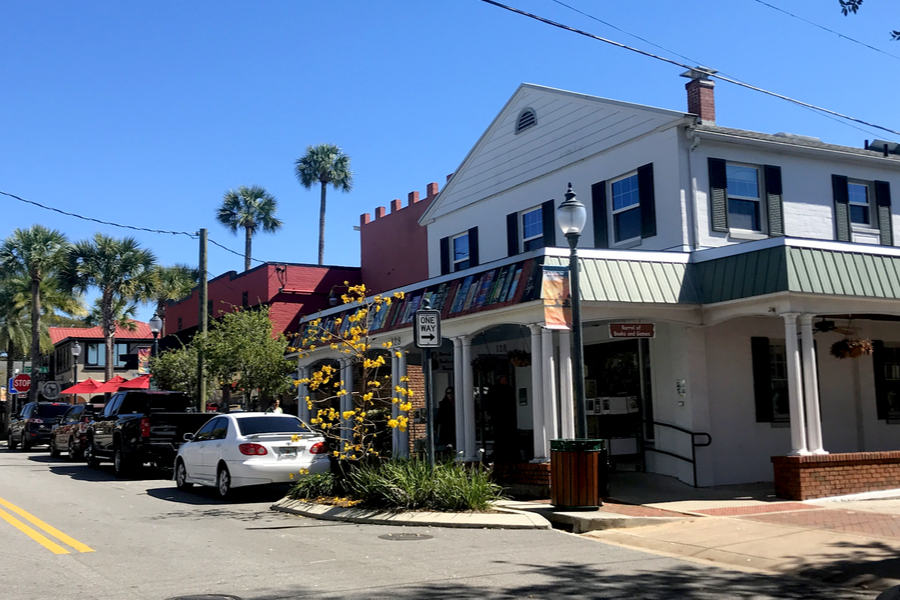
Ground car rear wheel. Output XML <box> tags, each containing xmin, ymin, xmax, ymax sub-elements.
<box><xmin>216</xmin><ymin>465</ymin><xmax>232</xmax><ymax>498</ymax></box>
<box><xmin>85</xmin><ymin>442</ymin><xmax>100</xmax><ymax>468</ymax></box>
<box><xmin>113</xmin><ymin>443</ymin><xmax>132</xmax><ymax>478</ymax></box>
<box><xmin>7</xmin><ymin>433</ymin><xmax>17</xmax><ymax>451</ymax></box>
<box><xmin>49</xmin><ymin>437</ymin><xmax>61</xmax><ymax>458</ymax></box>
<box><xmin>175</xmin><ymin>460</ymin><xmax>193</xmax><ymax>490</ymax></box>
<box><xmin>67</xmin><ymin>437</ymin><xmax>81</xmax><ymax>461</ymax></box>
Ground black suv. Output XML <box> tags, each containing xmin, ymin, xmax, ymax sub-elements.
<box><xmin>8</xmin><ymin>402</ymin><xmax>71</xmax><ymax>451</ymax></box>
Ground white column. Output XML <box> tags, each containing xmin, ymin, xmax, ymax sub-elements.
<box><xmin>452</xmin><ymin>337</ymin><xmax>466</xmax><ymax>458</ymax></box>
<box><xmin>529</xmin><ymin>324</ymin><xmax>547</xmax><ymax>461</ymax></box>
<box><xmin>542</xmin><ymin>327</ymin><xmax>558</xmax><ymax>447</ymax></box>
<box><xmin>297</xmin><ymin>365</ymin><xmax>310</xmax><ymax>423</ymax></box>
<box><xmin>398</xmin><ymin>351</ymin><xmax>409</xmax><ymax>458</ymax></box>
<box><xmin>558</xmin><ymin>330</ymin><xmax>575</xmax><ymax>439</ymax></box>
<box><xmin>800</xmin><ymin>314</ymin><xmax>827</xmax><ymax>455</ymax></box>
<box><xmin>782</xmin><ymin>313</ymin><xmax>810</xmax><ymax>456</ymax></box>
<box><xmin>391</xmin><ymin>352</ymin><xmax>401</xmax><ymax>456</ymax></box>
<box><xmin>461</xmin><ymin>336</ymin><xmax>477</xmax><ymax>460</ymax></box>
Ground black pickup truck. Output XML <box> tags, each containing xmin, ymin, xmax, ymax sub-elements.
<box><xmin>84</xmin><ymin>391</ymin><xmax>214</xmax><ymax>477</ymax></box>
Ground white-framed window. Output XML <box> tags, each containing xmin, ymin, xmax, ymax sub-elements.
<box><xmin>726</xmin><ymin>164</ymin><xmax>764</xmax><ymax>232</ymax></box>
<box><xmin>848</xmin><ymin>180</ymin><xmax>875</xmax><ymax>228</ymax></box>
<box><xmin>611</xmin><ymin>173</ymin><xmax>641</xmax><ymax>244</ymax></box>
<box><xmin>767</xmin><ymin>340</ymin><xmax>791</xmax><ymax>424</ymax></box>
<box><xmin>452</xmin><ymin>233</ymin><xmax>470</xmax><ymax>272</ymax></box>
<box><xmin>521</xmin><ymin>207</ymin><xmax>543</xmax><ymax>251</ymax></box>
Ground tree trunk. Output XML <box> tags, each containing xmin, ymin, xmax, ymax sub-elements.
<box><xmin>156</xmin><ymin>299</ymin><xmax>166</xmax><ymax>337</ymax></box>
<box><xmin>244</xmin><ymin>226</ymin><xmax>253</xmax><ymax>272</ymax></box>
<box><xmin>30</xmin><ymin>276</ymin><xmax>41</xmax><ymax>380</ymax></box>
<box><xmin>318</xmin><ymin>181</ymin><xmax>327</xmax><ymax>266</ymax></box>
<box><xmin>102</xmin><ymin>291</ymin><xmax>115</xmax><ymax>381</ymax></box>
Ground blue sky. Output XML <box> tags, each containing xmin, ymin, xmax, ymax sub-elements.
<box><xmin>3</xmin><ymin>1</ymin><xmax>899</xmax><ymax>321</ymax></box>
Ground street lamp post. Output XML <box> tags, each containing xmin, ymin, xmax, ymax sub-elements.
<box><xmin>71</xmin><ymin>341</ymin><xmax>81</xmax><ymax>402</ymax></box>
<box><xmin>149</xmin><ymin>313</ymin><xmax>162</xmax><ymax>391</ymax></box>
<box><xmin>557</xmin><ymin>183</ymin><xmax>588</xmax><ymax>440</ymax></box>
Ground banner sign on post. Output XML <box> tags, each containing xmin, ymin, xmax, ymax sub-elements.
<box><xmin>541</xmin><ymin>266</ymin><xmax>571</xmax><ymax>330</ymax></box>
<box><xmin>137</xmin><ymin>348</ymin><xmax>151</xmax><ymax>374</ymax></box>
<box><xmin>609</xmin><ymin>323</ymin><xmax>656</xmax><ymax>338</ymax></box>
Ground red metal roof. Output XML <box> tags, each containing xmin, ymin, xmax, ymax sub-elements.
<box><xmin>49</xmin><ymin>322</ymin><xmax>154</xmax><ymax>345</ymax></box>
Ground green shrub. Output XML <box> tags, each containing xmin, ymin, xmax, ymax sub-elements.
<box><xmin>287</xmin><ymin>471</ymin><xmax>338</xmax><ymax>500</ymax></box>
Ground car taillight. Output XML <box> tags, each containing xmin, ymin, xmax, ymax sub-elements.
<box><xmin>82</xmin><ymin>416</ymin><xmax>91</xmax><ymax>423</ymax></box>
<box><xmin>308</xmin><ymin>442</ymin><xmax>327</xmax><ymax>454</ymax></box>
<box><xmin>239</xmin><ymin>443</ymin><xmax>268</xmax><ymax>456</ymax></box>
<box><xmin>27</xmin><ymin>418</ymin><xmax>43</xmax><ymax>424</ymax></box>
<box><xmin>140</xmin><ymin>417</ymin><xmax>150</xmax><ymax>438</ymax></box>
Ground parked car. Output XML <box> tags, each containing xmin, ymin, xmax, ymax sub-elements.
<box><xmin>48</xmin><ymin>403</ymin><xmax>104</xmax><ymax>460</ymax></box>
<box><xmin>174</xmin><ymin>413</ymin><xmax>329</xmax><ymax>498</ymax></box>
<box><xmin>7</xmin><ymin>402</ymin><xmax>72</xmax><ymax>451</ymax></box>
<box><xmin>85</xmin><ymin>391</ymin><xmax>214</xmax><ymax>477</ymax></box>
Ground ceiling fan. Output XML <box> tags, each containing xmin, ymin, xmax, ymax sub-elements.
<box><xmin>813</xmin><ymin>318</ymin><xmax>856</xmax><ymax>335</ymax></box>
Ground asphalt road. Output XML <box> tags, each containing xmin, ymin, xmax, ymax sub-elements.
<box><xmin>0</xmin><ymin>443</ymin><xmax>877</xmax><ymax>600</ymax></box>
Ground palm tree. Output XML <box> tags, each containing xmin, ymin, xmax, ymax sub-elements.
<box><xmin>0</xmin><ymin>225</ymin><xmax>69</xmax><ymax>376</ymax></box>
<box><xmin>294</xmin><ymin>144</ymin><xmax>353</xmax><ymax>265</ymax></box>
<box><xmin>83</xmin><ymin>296</ymin><xmax>138</xmax><ymax>333</ymax></box>
<box><xmin>216</xmin><ymin>186</ymin><xmax>283</xmax><ymax>271</ymax></box>
<box><xmin>148</xmin><ymin>264</ymin><xmax>199</xmax><ymax>335</ymax></box>
<box><xmin>64</xmin><ymin>234</ymin><xmax>156</xmax><ymax>381</ymax></box>
<box><xmin>0</xmin><ymin>280</ymin><xmax>29</xmax><ymax>429</ymax></box>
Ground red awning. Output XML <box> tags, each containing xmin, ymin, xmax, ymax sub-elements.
<box><xmin>119</xmin><ymin>375</ymin><xmax>150</xmax><ymax>390</ymax></box>
<box><xmin>92</xmin><ymin>375</ymin><xmax>128</xmax><ymax>394</ymax></box>
<box><xmin>60</xmin><ymin>378</ymin><xmax>102</xmax><ymax>395</ymax></box>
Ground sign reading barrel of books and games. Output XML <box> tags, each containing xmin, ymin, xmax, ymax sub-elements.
<box><xmin>541</xmin><ymin>266</ymin><xmax>571</xmax><ymax>330</ymax></box>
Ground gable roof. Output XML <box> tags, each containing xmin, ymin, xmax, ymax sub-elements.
<box><xmin>49</xmin><ymin>321</ymin><xmax>154</xmax><ymax>345</ymax></box>
<box><xmin>420</xmin><ymin>83</ymin><xmax>689</xmax><ymax>224</ymax></box>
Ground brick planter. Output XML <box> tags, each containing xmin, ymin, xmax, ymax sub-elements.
<box><xmin>492</xmin><ymin>462</ymin><xmax>551</xmax><ymax>499</ymax></box>
<box><xmin>772</xmin><ymin>451</ymin><xmax>900</xmax><ymax>500</ymax></box>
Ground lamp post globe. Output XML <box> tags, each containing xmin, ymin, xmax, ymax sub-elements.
<box><xmin>557</xmin><ymin>183</ymin><xmax>588</xmax><ymax>440</ymax></box>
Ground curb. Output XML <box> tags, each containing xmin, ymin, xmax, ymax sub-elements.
<box><xmin>271</xmin><ymin>498</ymin><xmax>552</xmax><ymax>529</ymax></box>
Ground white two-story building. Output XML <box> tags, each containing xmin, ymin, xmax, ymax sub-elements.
<box><xmin>294</xmin><ymin>71</ymin><xmax>900</xmax><ymax>499</ymax></box>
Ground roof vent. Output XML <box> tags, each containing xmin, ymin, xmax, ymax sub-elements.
<box><xmin>773</xmin><ymin>132</ymin><xmax>821</xmax><ymax>143</ymax></box>
<box><xmin>866</xmin><ymin>139</ymin><xmax>900</xmax><ymax>155</ymax></box>
<box><xmin>515</xmin><ymin>108</ymin><xmax>537</xmax><ymax>134</ymax></box>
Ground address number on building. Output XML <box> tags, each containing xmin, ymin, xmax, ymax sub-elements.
<box><xmin>414</xmin><ymin>310</ymin><xmax>442</xmax><ymax>348</ymax></box>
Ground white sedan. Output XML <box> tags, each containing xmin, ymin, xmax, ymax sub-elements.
<box><xmin>174</xmin><ymin>413</ymin><xmax>330</xmax><ymax>497</ymax></box>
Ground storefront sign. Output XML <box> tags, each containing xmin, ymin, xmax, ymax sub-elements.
<box><xmin>609</xmin><ymin>323</ymin><xmax>655</xmax><ymax>338</ymax></box>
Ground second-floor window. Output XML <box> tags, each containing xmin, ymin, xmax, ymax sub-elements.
<box><xmin>85</xmin><ymin>342</ymin><xmax>130</xmax><ymax>368</ymax></box>
<box><xmin>521</xmin><ymin>207</ymin><xmax>544</xmax><ymax>251</ymax></box>
<box><xmin>611</xmin><ymin>173</ymin><xmax>641</xmax><ymax>243</ymax></box>
<box><xmin>848</xmin><ymin>181</ymin><xmax>873</xmax><ymax>227</ymax></box>
<box><xmin>452</xmin><ymin>233</ymin><xmax>470</xmax><ymax>271</ymax></box>
<box><xmin>832</xmin><ymin>174</ymin><xmax>892</xmax><ymax>245</ymax></box>
<box><xmin>726</xmin><ymin>164</ymin><xmax>762</xmax><ymax>232</ymax></box>
<box><xmin>591</xmin><ymin>163</ymin><xmax>656</xmax><ymax>249</ymax></box>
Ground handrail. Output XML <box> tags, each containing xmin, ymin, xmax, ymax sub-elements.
<box><xmin>643</xmin><ymin>421</ymin><xmax>712</xmax><ymax>488</ymax></box>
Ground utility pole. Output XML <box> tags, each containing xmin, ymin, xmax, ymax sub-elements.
<box><xmin>197</xmin><ymin>228</ymin><xmax>208</xmax><ymax>412</ymax></box>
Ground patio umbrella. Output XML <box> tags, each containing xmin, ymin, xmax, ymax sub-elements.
<box><xmin>119</xmin><ymin>374</ymin><xmax>150</xmax><ymax>390</ymax></box>
<box><xmin>92</xmin><ymin>375</ymin><xmax>128</xmax><ymax>394</ymax></box>
<box><xmin>60</xmin><ymin>378</ymin><xmax>102</xmax><ymax>395</ymax></box>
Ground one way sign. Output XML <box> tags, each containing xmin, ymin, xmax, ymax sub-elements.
<box><xmin>414</xmin><ymin>309</ymin><xmax>442</xmax><ymax>349</ymax></box>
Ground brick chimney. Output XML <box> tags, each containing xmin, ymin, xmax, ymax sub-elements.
<box><xmin>681</xmin><ymin>67</ymin><xmax>717</xmax><ymax>125</ymax></box>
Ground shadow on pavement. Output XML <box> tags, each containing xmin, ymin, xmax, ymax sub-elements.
<box><xmin>790</xmin><ymin>539</ymin><xmax>900</xmax><ymax>589</ymax></box>
<box><xmin>222</xmin><ymin>561</ymin><xmax>873</xmax><ymax>600</ymax></box>
<box><xmin>146</xmin><ymin>483</ymin><xmax>292</xmax><ymax>506</ymax></box>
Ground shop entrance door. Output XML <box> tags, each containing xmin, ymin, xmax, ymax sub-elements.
<box><xmin>583</xmin><ymin>339</ymin><xmax>652</xmax><ymax>468</ymax></box>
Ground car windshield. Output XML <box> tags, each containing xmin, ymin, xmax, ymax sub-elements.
<box><xmin>236</xmin><ymin>416</ymin><xmax>308</xmax><ymax>436</ymax></box>
<box><xmin>35</xmin><ymin>404</ymin><xmax>71</xmax><ymax>418</ymax></box>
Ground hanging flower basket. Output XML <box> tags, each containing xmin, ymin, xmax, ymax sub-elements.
<box><xmin>830</xmin><ymin>338</ymin><xmax>874</xmax><ymax>359</ymax></box>
<box><xmin>507</xmin><ymin>349</ymin><xmax>532</xmax><ymax>367</ymax></box>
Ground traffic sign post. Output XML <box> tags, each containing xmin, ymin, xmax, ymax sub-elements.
<box><xmin>12</xmin><ymin>373</ymin><xmax>32</xmax><ymax>394</ymax></box>
<box><xmin>415</xmin><ymin>301</ymin><xmax>442</xmax><ymax>469</ymax></box>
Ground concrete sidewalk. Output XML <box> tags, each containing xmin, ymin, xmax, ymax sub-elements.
<box><xmin>515</xmin><ymin>472</ymin><xmax>900</xmax><ymax>592</ymax></box>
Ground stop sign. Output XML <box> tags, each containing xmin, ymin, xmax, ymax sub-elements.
<box><xmin>12</xmin><ymin>374</ymin><xmax>32</xmax><ymax>393</ymax></box>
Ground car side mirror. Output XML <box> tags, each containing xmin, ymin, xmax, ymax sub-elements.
<box><xmin>183</xmin><ymin>433</ymin><xmax>194</xmax><ymax>442</ymax></box>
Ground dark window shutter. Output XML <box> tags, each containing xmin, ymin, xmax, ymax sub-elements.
<box><xmin>541</xmin><ymin>199</ymin><xmax>555</xmax><ymax>248</ymax></box>
<box><xmin>875</xmin><ymin>180</ymin><xmax>893</xmax><ymax>246</ymax></box>
<box><xmin>591</xmin><ymin>180</ymin><xmax>609</xmax><ymax>249</ymax></box>
<box><xmin>506</xmin><ymin>212</ymin><xmax>519</xmax><ymax>257</ymax></box>
<box><xmin>440</xmin><ymin>236</ymin><xmax>450</xmax><ymax>275</ymax></box>
<box><xmin>873</xmin><ymin>340</ymin><xmax>889</xmax><ymax>420</ymax></box>
<box><xmin>708</xmin><ymin>158</ymin><xmax>728</xmax><ymax>233</ymax></box>
<box><xmin>468</xmin><ymin>227</ymin><xmax>479</xmax><ymax>268</ymax></box>
<box><xmin>751</xmin><ymin>337</ymin><xmax>774</xmax><ymax>423</ymax></box>
<box><xmin>832</xmin><ymin>174</ymin><xmax>851</xmax><ymax>242</ymax></box>
<box><xmin>638</xmin><ymin>163</ymin><xmax>656</xmax><ymax>239</ymax></box>
<box><xmin>764</xmin><ymin>165</ymin><xmax>784</xmax><ymax>237</ymax></box>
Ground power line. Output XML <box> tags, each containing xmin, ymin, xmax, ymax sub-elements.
<box><xmin>751</xmin><ymin>0</ymin><xmax>900</xmax><ymax>62</ymax></box>
<box><xmin>0</xmin><ymin>189</ymin><xmax>266</xmax><ymax>265</ymax></box>
<box><xmin>478</xmin><ymin>0</ymin><xmax>900</xmax><ymax>138</ymax></box>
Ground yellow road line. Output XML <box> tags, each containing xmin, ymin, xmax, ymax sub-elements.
<box><xmin>0</xmin><ymin>496</ymin><xmax>94</xmax><ymax>553</ymax></box>
<box><xmin>0</xmin><ymin>506</ymin><xmax>69</xmax><ymax>554</ymax></box>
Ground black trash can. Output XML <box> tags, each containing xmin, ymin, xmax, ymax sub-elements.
<box><xmin>550</xmin><ymin>439</ymin><xmax>608</xmax><ymax>509</ymax></box>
